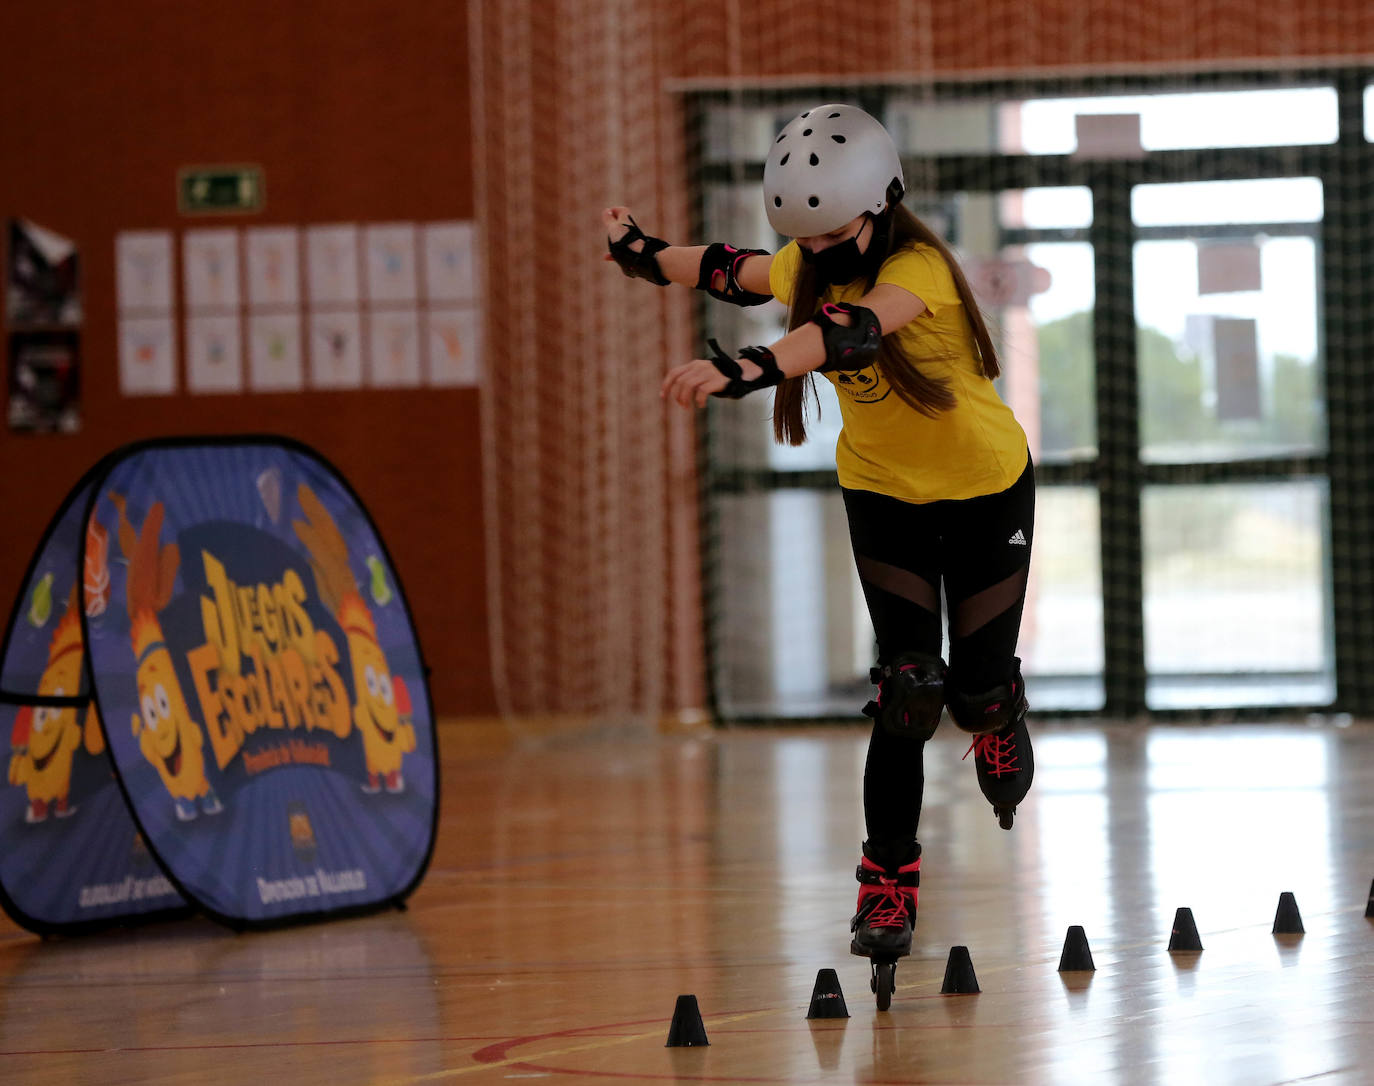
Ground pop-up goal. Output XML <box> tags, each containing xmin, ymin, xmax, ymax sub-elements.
<box><xmin>1</xmin><ymin>437</ymin><xmax>437</xmax><ymax>933</ymax></box>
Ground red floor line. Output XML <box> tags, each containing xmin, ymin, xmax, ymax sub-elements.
<box><xmin>0</xmin><ymin>1036</ymin><xmax>515</xmax><ymax>1057</ymax></box>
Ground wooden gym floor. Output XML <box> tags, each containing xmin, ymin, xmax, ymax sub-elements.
<box><xmin>1</xmin><ymin>716</ymin><xmax>1371</xmax><ymax>1084</ymax></box>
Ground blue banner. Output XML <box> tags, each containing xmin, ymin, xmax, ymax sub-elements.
<box><xmin>1</xmin><ymin>467</ymin><xmax>190</xmax><ymax>932</ymax></box>
<box><xmin>81</xmin><ymin>440</ymin><xmax>437</xmax><ymax>926</ymax></box>
<box><xmin>1</xmin><ymin>438</ymin><xmax>437</xmax><ymax>933</ymax></box>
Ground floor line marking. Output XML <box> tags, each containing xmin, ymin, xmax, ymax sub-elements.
<box><xmin>390</xmin><ymin>1009</ymin><xmax>775</xmax><ymax>1082</ymax></box>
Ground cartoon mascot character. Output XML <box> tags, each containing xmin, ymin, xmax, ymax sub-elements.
<box><xmin>8</xmin><ymin>586</ymin><xmax>106</xmax><ymax>822</ymax></box>
<box><xmin>110</xmin><ymin>493</ymin><xmax>223</xmax><ymax>822</ymax></box>
<box><xmin>292</xmin><ymin>485</ymin><xmax>415</xmax><ymax>793</ymax></box>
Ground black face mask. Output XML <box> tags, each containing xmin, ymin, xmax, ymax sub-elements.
<box><xmin>799</xmin><ymin>218</ymin><xmax>872</xmax><ymax>286</ymax></box>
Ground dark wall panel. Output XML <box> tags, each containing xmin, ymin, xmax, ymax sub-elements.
<box><xmin>0</xmin><ymin>2</ymin><xmax>493</xmax><ymax>715</ymax></box>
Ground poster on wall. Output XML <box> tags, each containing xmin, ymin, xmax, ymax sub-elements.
<box><xmin>7</xmin><ymin>331</ymin><xmax>81</xmax><ymax>433</ymax></box>
<box><xmin>422</xmin><ymin>221</ymin><xmax>476</xmax><ymax>304</ymax></box>
<box><xmin>101</xmin><ymin>218</ymin><xmax>482</xmax><ymax>402</ymax></box>
<box><xmin>306</xmin><ymin>225</ymin><xmax>361</xmax><ymax>307</ymax></box>
<box><xmin>6</xmin><ymin>219</ymin><xmax>81</xmax><ymax>326</ymax></box>
<box><xmin>248</xmin><ymin>312</ymin><xmax>304</xmax><ymax>392</ymax></box>
<box><xmin>118</xmin><ymin>316</ymin><xmax>178</xmax><ymax>397</ymax></box>
<box><xmin>116</xmin><ymin>231</ymin><xmax>175</xmax><ymax>314</ymax></box>
<box><xmin>183</xmin><ymin>228</ymin><xmax>241</xmax><ymax>312</ymax></box>
<box><xmin>185</xmin><ymin>314</ymin><xmax>244</xmax><ymax>394</ymax></box>
<box><xmin>363</xmin><ymin>224</ymin><xmax>418</xmax><ymax>304</ymax></box>
<box><xmin>308</xmin><ymin>311</ymin><xmax>364</xmax><ymax>390</ymax></box>
<box><xmin>245</xmin><ymin>227</ymin><xmax>301</xmax><ymax>309</ymax></box>
<box><xmin>367</xmin><ymin>309</ymin><xmax>421</xmax><ymax>388</ymax></box>
<box><xmin>425</xmin><ymin>307</ymin><xmax>480</xmax><ymax>388</ymax></box>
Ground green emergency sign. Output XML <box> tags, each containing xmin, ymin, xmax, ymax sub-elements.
<box><xmin>177</xmin><ymin>166</ymin><xmax>264</xmax><ymax>214</ymax></box>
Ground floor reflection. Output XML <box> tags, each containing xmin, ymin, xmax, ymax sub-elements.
<box><xmin>1</xmin><ymin>720</ymin><xmax>1369</xmax><ymax>1085</ymax></box>
<box><xmin>750</xmin><ymin>721</ymin><xmax>1370</xmax><ymax>1084</ymax></box>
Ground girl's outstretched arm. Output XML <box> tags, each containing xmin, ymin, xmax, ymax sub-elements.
<box><xmin>603</xmin><ymin>206</ymin><xmax>773</xmax><ymax>298</ymax></box>
<box><xmin>661</xmin><ymin>283</ymin><xmax>926</xmax><ymax>408</ymax></box>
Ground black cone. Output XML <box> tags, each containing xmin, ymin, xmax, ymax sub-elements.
<box><xmin>665</xmin><ymin>994</ymin><xmax>710</xmax><ymax>1047</ymax></box>
<box><xmin>1057</xmin><ymin>925</ymin><xmax>1095</xmax><ymax>972</ymax></box>
<box><xmin>1168</xmin><ymin>907</ymin><xmax>1203</xmax><ymax>952</ymax></box>
<box><xmin>1272</xmin><ymin>891</ymin><xmax>1305</xmax><ymax>935</ymax></box>
<box><xmin>940</xmin><ymin>945</ymin><xmax>980</xmax><ymax>994</ymax></box>
<box><xmin>806</xmin><ymin>968</ymin><xmax>850</xmax><ymax>1019</ymax></box>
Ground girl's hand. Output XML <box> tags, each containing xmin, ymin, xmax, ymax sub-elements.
<box><xmin>660</xmin><ymin>356</ymin><xmax>763</xmax><ymax>408</ymax></box>
<box><xmin>602</xmin><ymin>206</ymin><xmax>639</xmax><ymax>258</ymax></box>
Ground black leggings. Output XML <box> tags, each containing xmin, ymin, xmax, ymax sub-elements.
<box><xmin>843</xmin><ymin>457</ymin><xmax>1035</xmax><ymax>849</ymax></box>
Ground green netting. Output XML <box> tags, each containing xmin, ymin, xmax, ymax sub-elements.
<box><xmin>694</xmin><ymin>71</ymin><xmax>1374</xmax><ymax>720</ymax></box>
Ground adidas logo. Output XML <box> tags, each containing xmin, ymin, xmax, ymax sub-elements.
<box><xmin>1008</xmin><ymin>529</ymin><xmax>1027</xmax><ymax>546</ymax></box>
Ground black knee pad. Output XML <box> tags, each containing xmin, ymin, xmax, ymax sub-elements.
<box><xmin>945</xmin><ymin>659</ymin><xmax>1028</xmax><ymax>736</ymax></box>
<box><xmin>862</xmin><ymin>652</ymin><xmax>946</xmax><ymax>740</ymax></box>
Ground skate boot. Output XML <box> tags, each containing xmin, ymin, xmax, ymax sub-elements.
<box><xmin>850</xmin><ymin>842</ymin><xmax>920</xmax><ymax>1011</ymax></box>
<box><xmin>948</xmin><ymin>661</ymin><xmax>1034</xmax><ymax>830</ymax></box>
<box><xmin>963</xmin><ymin>709</ymin><xmax>1034</xmax><ymax>830</ymax></box>
<box><xmin>849</xmin><ymin>842</ymin><xmax>920</xmax><ymax>960</ymax></box>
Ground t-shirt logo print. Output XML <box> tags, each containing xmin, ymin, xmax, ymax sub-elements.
<box><xmin>835</xmin><ymin>363</ymin><xmax>890</xmax><ymax>404</ymax></box>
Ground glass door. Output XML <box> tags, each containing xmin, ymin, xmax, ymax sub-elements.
<box><xmin>1131</xmin><ymin>178</ymin><xmax>1334</xmax><ymax>708</ymax></box>
<box><xmin>695</xmin><ymin>71</ymin><xmax>1374</xmax><ymax>721</ymax></box>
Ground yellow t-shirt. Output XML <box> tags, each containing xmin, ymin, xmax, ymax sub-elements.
<box><xmin>769</xmin><ymin>240</ymin><xmax>1028</xmax><ymax>504</ymax></box>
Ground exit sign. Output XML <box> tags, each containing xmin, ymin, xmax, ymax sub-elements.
<box><xmin>177</xmin><ymin>165</ymin><xmax>264</xmax><ymax>214</ymax></box>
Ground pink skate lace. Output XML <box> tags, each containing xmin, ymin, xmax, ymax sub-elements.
<box><xmin>859</xmin><ymin>878</ymin><xmax>911</xmax><ymax>928</ymax></box>
<box><xmin>963</xmin><ymin>731</ymin><xmax>1020</xmax><ymax>777</ymax></box>
<box><xmin>856</xmin><ymin>857</ymin><xmax>918</xmax><ymax>929</ymax></box>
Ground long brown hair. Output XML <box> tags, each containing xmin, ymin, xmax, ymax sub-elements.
<box><xmin>772</xmin><ymin>204</ymin><xmax>1000</xmax><ymax>446</ymax></box>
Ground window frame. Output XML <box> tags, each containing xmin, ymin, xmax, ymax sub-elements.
<box><xmin>690</xmin><ymin>67</ymin><xmax>1374</xmax><ymax>721</ymax></box>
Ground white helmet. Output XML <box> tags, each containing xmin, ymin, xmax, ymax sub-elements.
<box><xmin>763</xmin><ymin>104</ymin><xmax>904</xmax><ymax>238</ymax></box>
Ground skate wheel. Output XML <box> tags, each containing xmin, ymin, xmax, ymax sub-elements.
<box><xmin>873</xmin><ymin>961</ymin><xmax>895</xmax><ymax>1011</ymax></box>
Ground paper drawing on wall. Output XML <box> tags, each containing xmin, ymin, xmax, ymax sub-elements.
<box><xmin>246</xmin><ymin>227</ymin><xmax>301</xmax><ymax>308</ymax></box>
<box><xmin>186</xmin><ymin>315</ymin><xmax>244</xmax><ymax>394</ymax></box>
<box><xmin>183</xmin><ymin>229</ymin><xmax>241</xmax><ymax>312</ymax></box>
<box><xmin>307</xmin><ymin>225</ymin><xmax>360</xmax><ymax>306</ymax></box>
<box><xmin>425</xmin><ymin>307</ymin><xmax>480</xmax><ymax>387</ymax></box>
<box><xmin>367</xmin><ymin>309</ymin><xmax>421</xmax><ymax>388</ymax></box>
<box><xmin>248</xmin><ymin>313</ymin><xmax>304</xmax><ymax>392</ymax></box>
<box><xmin>422</xmin><ymin>221</ymin><xmax>476</xmax><ymax>304</ymax></box>
<box><xmin>364</xmin><ymin>224</ymin><xmax>418</xmax><ymax>305</ymax></box>
<box><xmin>308</xmin><ymin>311</ymin><xmax>363</xmax><ymax>389</ymax></box>
<box><xmin>116</xmin><ymin>232</ymin><xmax>175</xmax><ymax>314</ymax></box>
<box><xmin>118</xmin><ymin>317</ymin><xmax>177</xmax><ymax>396</ymax></box>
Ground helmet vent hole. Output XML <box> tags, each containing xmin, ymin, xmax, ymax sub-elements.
<box><xmin>801</xmin><ymin>110</ymin><xmax>811</xmax><ymax>118</ymax></box>
<box><xmin>802</xmin><ymin>128</ymin><xmax>813</xmax><ymax>137</ymax></box>
<box><xmin>780</xmin><ymin>152</ymin><xmax>789</xmax><ymax>165</ymax></box>
<box><xmin>773</xmin><ymin>196</ymin><xmax>782</xmax><ymax>208</ymax></box>
<box><xmin>776</xmin><ymin>133</ymin><xmax>786</xmax><ymax>143</ymax></box>
<box><xmin>808</xmin><ymin>196</ymin><xmax>820</xmax><ymax>208</ymax></box>
<box><xmin>828</xmin><ymin>111</ymin><xmax>841</xmax><ymax>118</ymax></box>
<box><xmin>831</xmin><ymin>134</ymin><xmax>846</xmax><ymax>143</ymax></box>
<box><xmin>808</xmin><ymin>152</ymin><xmax>819</xmax><ymax>166</ymax></box>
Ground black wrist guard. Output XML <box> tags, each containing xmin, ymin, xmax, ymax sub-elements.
<box><xmin>696</xmin><ymin>243</ymin><xmax>772</xmax><ymax>306</ymax></box>
<box><xmin>812</xmin><ymin>302</ymin><xmax>882</xmax><ymax>372</ymax></box>
<box><xmin>705</xmin><ymin>339</ymin><xmax>784</xmax><ymax>399</ymax></box>
<box><xmin>607</xmin><ymin>216</ymin><xmax>671</xmax><ymax>286</ymax></box>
